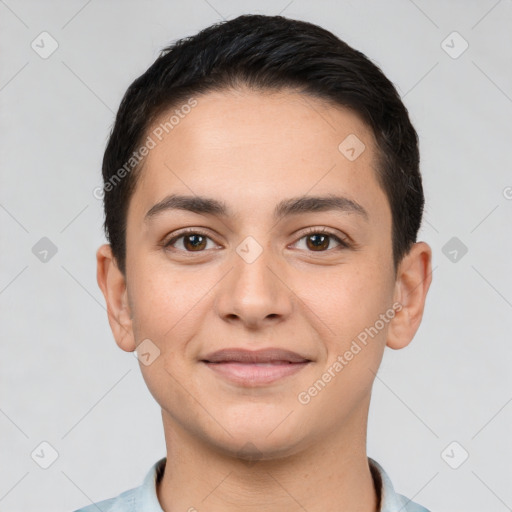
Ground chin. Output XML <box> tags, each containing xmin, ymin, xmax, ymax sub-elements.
<box><xmin>218</xmin><ymin>438</ymin><xmax>304</xmax><ymax>464</ymax></box>
<box><xmin>207</xmin><ymin>422</ymin><xmax>308</xmax><ymax>463</ymax></box>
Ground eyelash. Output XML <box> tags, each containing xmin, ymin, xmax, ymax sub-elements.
<box><xmin>163</xmin><ymin>227</ymin><xmax>351</xmax><ymax>253</ymax></box>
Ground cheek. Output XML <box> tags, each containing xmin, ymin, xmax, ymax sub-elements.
<box><xmin>298</xmin><ymin>267</ymin><xmax>392</xmax><ymax>413</ymax></box>
<box><xmin>297</xmin><ymin>260</ymin><xmax>393</xmax><ymax>339</ymax></box>
<box><xmin>128</xmin><ymin>269</ymin><xmax>203</xmax><ymax>406</ymax></box>
<box><xmin>128</xmin><ymin>267</ymin><xmax>194</xmax><ymax>343</ymax></box>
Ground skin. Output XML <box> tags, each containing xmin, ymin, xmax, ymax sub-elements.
<box><xmin>97</xmin><ymin>87</ymin><xmax>432</xmax><ymax>512</ymax></box>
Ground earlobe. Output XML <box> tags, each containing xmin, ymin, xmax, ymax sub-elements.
<box><xmin>386</xmin><ymin>242</ymin><xmax>433</xmax><ymax>350</ymax></box>
<box><xmin>96</xmin><ymin>244</ymin><xmax>136</xmax><ymax>352</ymax></box>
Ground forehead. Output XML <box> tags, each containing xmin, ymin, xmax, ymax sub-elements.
<box><xmin>128</xmin><ymin>88</ymin><xmax>389</xmax><ymax>226</ymax></box>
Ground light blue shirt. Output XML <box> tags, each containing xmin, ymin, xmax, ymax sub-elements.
<box><xmin>73</xmin><ymin>456</ymin><xmax>430</xmax><ymax>511</ymax></box>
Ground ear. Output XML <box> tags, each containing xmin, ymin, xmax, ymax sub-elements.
<box><xmin>96</xmin><ymin>244</ymin><xmax>136</xmax><ymax>352</ymax></box>
<box><xmin>386</xmin><ymin>241</ymin><xmax>433</xmax><ymax>350</ymax></box>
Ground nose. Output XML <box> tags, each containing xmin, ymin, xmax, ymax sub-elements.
<box><xmin>214</xmin><ymin>242</ymin><xmax>293</xmax><ymax>330</ymax></box>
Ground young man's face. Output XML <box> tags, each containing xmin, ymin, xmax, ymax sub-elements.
<box><xmin>98</xmin><ymin>88</ymin><xmax>431</xmax><ymax>460</ymax></box>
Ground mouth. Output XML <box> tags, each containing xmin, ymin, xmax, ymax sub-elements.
<box><xmin>200</xmin><ymin>348</ymin><xmax>312</xmax><ymax>386</ymax></box>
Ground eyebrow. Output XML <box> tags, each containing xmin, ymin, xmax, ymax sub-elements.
<box><xmin>144</xmin><ymin>193</ymin><xmax>369</xmax><ymax>223</ymax></box>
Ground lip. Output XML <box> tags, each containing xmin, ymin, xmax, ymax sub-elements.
<box><xmin>200</xmin><ymin>348</ymin><xmax>312</xmax><ymax>386</ymax></box>
<box><xmin>201</xmin><ymin>348</ymin><xmax>311</xmax><ymax>364</ymax></box>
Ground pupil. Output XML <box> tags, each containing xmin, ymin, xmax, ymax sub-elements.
<box><xmin>309</xmin><ymin>234</ymin><xmax>328</xmax><ymax>251</ymax></box>
<box><xmin>186</xmin><ymin>234</ymin><xmax>205</xmax><ymax>250</ymax></box>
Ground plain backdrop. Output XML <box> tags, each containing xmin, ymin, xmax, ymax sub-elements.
<box><xmin>1</xmin><ymin>1</ymin><xmax>511</xmax><ymax>511</ymax></box>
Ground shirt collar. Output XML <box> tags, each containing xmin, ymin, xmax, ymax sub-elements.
<box><xmin>369</xmin><ymin>456</ymin><xmax>410</xmax><ymax>511</ymax></box>
<box><xmin>136</xmin><ymin>456</ymin><xmax>410</xmax><ymax>512</ymax></box>
<box><xmin>134</xmin><ymin>456</ymin><xmax>166</xmax><ymax>511</ymax></box>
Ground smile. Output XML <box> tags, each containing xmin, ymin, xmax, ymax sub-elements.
<box><xmin>202</xmin><ymin>360</ymin><xmax>311</xmax><ymax>386</ymax></box>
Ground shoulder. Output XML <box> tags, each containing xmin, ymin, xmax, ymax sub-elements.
<box><xmin>71</xmin><ymin>486</ymin><xmax>138</xmax><ymax>512</ymax></box>
<box><xmin>368</xmin><ymin>457</ymin><xmax>431</xmax><ymax>512</ymax></box>
<box><xmin>71</xmin><ymin>457</ymin><xmax>166</xmax><ymax>512</ymax></box>
<box><xmin>395</xmin><ymin>492</ymin><xmax>432</xmax><ymax>512</ymax></box>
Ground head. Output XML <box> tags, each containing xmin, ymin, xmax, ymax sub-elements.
<box><xmin>97</xmin><ymin>15</ymin><xmax>431</xmax><ymax>460</ymax></box>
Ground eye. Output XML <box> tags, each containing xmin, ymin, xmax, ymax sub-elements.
<box><xmin>164</xmin><ymin>229</ymin><xmax>217</xmax><ymax>252</ymax></box>
<box><xmin>163</xmin><ymin>227</ymin><xmax>351</xmax><ymax>254</ymax></box>
<box><xmin>292</xmin><ymin>227</ymin><xmax>350</xmax><ymax>252</ymax></box>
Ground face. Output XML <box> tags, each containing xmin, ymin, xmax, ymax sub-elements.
<box><xmin>98</xmin><ymin>87</ymin><xmax>431</xmax><ymax>460</ymax></box>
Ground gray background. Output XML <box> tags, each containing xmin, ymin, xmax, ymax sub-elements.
<box><xmin>1</xmin><ymin>1</ymin><xmax>511</xmax><ymax>511</ymax></box>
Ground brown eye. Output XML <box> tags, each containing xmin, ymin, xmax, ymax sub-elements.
<box><xmin>181</xmin><ymin>234</ymin><xmax>207</xmax><ymax>251</ymax></box>
<box><xmin>164</xmin><ymin>231</ymin><xmax>214</xmax><ymax>252</ymax></box>
<box><xmin>305</xmin><ymin>233</ymin><xmax>331</xmax><ymax>251</ymax></box>
<box><xmin>293</xmin><ymin>228</ymin><xmax>350</xmax><ymax>252</ymax></box>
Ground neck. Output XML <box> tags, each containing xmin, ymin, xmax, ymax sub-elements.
<box><xmin>156</xmin><ymin>406</ymin><xmax>379</xmax><ymax>512</ymax></box>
